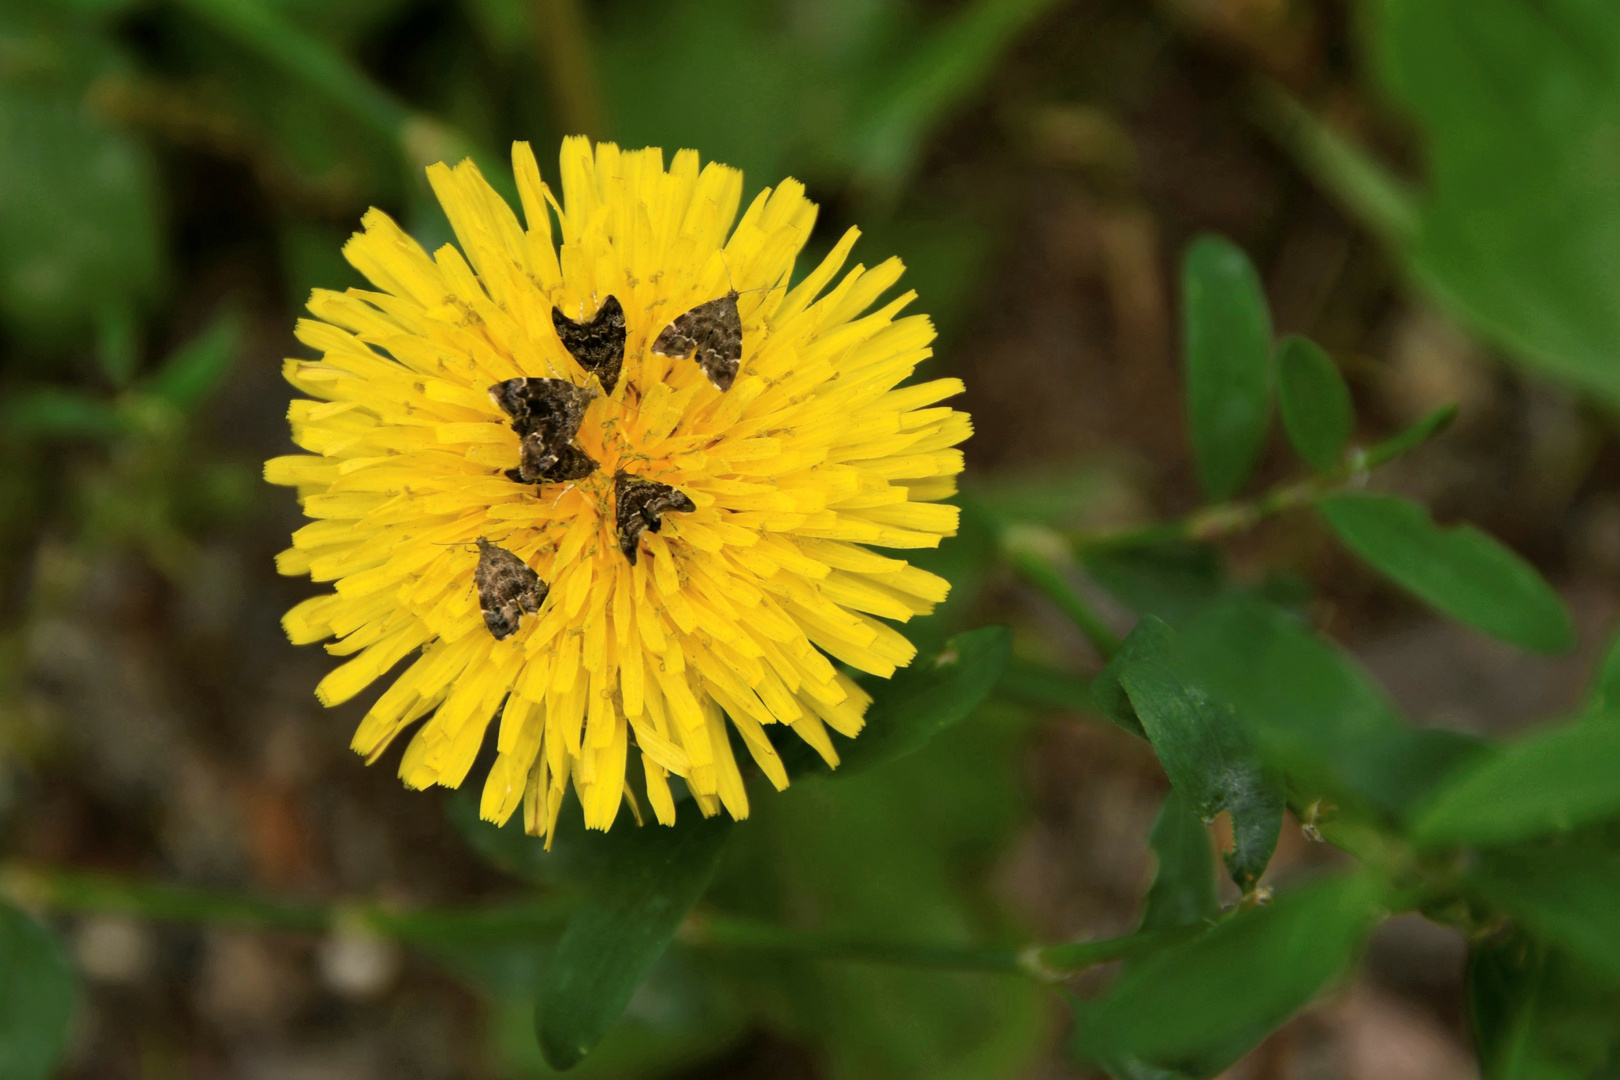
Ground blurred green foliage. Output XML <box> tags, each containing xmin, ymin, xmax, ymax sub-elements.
<box><xmin>6</xmin><ymin>1</ymin><xmax>1620</xmax><ymax>1079</ymax></box>
<box><xmin>0</xmin><ymin>901</ymin><xmax>76</xmax><ymax>1080</ymax></box>
<box><xmin>0</xmin><ymin>5</ymin><xmax>163</xmax><ymax>346</ymax></box>
<box><xmin>1366</xmin><ymin>0</ymin><xmax>1620</xmax><ymax>407</ymax></box>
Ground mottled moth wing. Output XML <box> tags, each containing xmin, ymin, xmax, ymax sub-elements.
<box><xmin>488</xmin><ymin>378</ymin><xmax>598</xmax><ymax>482</ymax></box>
<box><xmin>474</xmin><ymin>537</ymin><xmax>549</xmax><ymax>639</ymax></box>
<box><xmin>539</xmin><ymin>443</ymin><xmax>598</xmax><ymax>482</ymax></box>
<box><xmin>488</xmin><ymin>377</ymin><xmax>597</xmax><ymax>439</ymax></box>
<box><xmin>650</xmin><ymin>290</ymin><xmax>742</xmax><ymax>391</ymax></box>
<box><xmin>613</xmin><ymin>470</ymin><xmax>696</xmax><ymax>564</ymax></box>
<box><xmin>551</xmin><ymin>295</ymin><xmax>626</xmax><ymax>394</ymax></box>
<box><xmin>504</xmin><ymin>440</ymin><xmax>599</xmax><ymax>486</ymax></box>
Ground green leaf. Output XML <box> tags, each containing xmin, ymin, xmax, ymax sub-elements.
<box><xmin>1182</xmin><ymin>235</ymin><xmax>1273</xmax><ymax>501</ymax></box>
<box><xmin>823</xmin><ymin>626</ymin><xmax>1012</xmax><ymax>776</ymax></box>
<box><xmin>1092</xmin><ymin>616</ymin><xmax>1281</xmax><ymax>888</ymax></box>
<box><xmin>1275</xmin><ymin>336</ymin><xmax>1352</xmax><ymax>472</ymax></box>
<box><xmin>1317</xmin><ymin>492</ymin><xmax>1574</xmax><ymax>653</ymax></box>
<box><xmin>1119</xmin><ymin>655</ymin><xmax>1283</xmax><ymax>889</ymax></box>
<box><xmin>1104</xmin><ymin>1064</ymin><xmax>1197</xmax><ymax>1080</ymax></box>
<box><xmin>0</xmin><ymin>32</ymin><xmax>166</xmax><ymax>345</ymax></box>
<box><xmin>849</xmin><ymin>0</ymin><xmax>1059</xmax><ymax>193</ymax></box>
<box><xmin>536</xmin><ymin>814</ymin><xmax>731</xmax><ymax>1070</ymax></box>
<box><xmin>445</xmin><ymin>787</ymin><xmax>611</xmax><ymax>890</ymax></box>
<box><xmin>0</xmin><ymin>388</ymin><xmax>124</xmax><ymax>440</ymax></box>
<box><xmin>710</xmin><ymin>700</ymin><xmax>1046</xmax><ymax>1080</ymax></box>
<box><xmin>995</xmin><ymin>658</ymin><xmax>1093</xmax><ymax>713</ymax></box>
<box><xmin>0</xmin><ymin>901</ymin><xmax>77</xmax><ymax>1080</ymax></box>
<box><xmin>94</xmin><ymin>303</ymin><xmax>139</xmax><ymax>387</ymax></box>
<box><xmin>1584</xmin><ymin>621</ymin><xmax>1620</xmax><ymax>719</ymax></box>
<box><xmin>173</xmin><ymin>0</ymin><xmax>411</xmax><ymax>141</ymax></box>
<box><xmin>499</xmin><ymin>973</ymin><xmax>747</xmax><ymax>1080</ymax></box>
<box><xmin>1071</xmin><ymin>873</ymin><xmax>1383</xmax><ymax>1076</ymax></box>
<box><xmin>1469</xmin><ymin>933</ymin><xmax>1620</xmax><ymax>1080</ymax></box>
<box><xmin>1412</xmin><ymin>719</ymin><xmax>1620</xmax><ymax>847</ymax></box>
<box><xmin>145</xmin><ymin>309</ymin><xmax>242</xmax><ymax>411</ymax></box>
<box><xmin>1467</xmin><ymin>831</ymin><xmax>1620</xmax><ymax>982</ymax></box>
<box><xmin>1172</xmin><ymin>595</ymin><xmax>1486</xmax><ymax>821</ymax></box>
<box><xmin>1139</xmin><ymin>790</ymin><xmax>1219</xmax><ymax>934</ymax></box>
<box><xmin>1081</xmin><ymin>543</ymin><xmax>1226</xmax><ymax>625</ymax></box>
<box><xmin>1367</xmin><ymin>0</ymin><xmax>1620</xmax><ymax>407</ymax></box>
<box><xmin>1089</xmin><ymin>616</ymin><xmax>1171</xmax><ymax>740</ymax></box>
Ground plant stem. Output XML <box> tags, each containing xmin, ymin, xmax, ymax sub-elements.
<box><xmin>4</xmin><ymin>863</ymin><xmax>1177</xmax><ymax>982</ymax></box>
<box><xmin>1001</xmin><ymin>525</ymin><xmax>1122</xmax><ymax>660</ymax></box>
<box><xmin>1</xmin><ymin>864</ymin><xmax>570</xmax><ymax>945</ymax></box>
<box><xmin>172</xmin><ymin>0</ymin><xmax>408</xmax><ymax>141</ymax></box>
<box><xmin>530</xmin><ymin>0</ymin><xmax>604</xmax><ymax>139</ymax></box>
<box><xmin>1031</xmin><ymin>923</ymin><xmax>1202</xmax><ymax>977</ymax></box>
<box><xmin>683</xmin><ymin>913</ymin><xmax>1027</xmax><ymax>974</ymax></box>
<box><xmin>1247</xmin><ymin>78</ymin><xmax>1419</xmax><ymax>248</ymax></box>
<box><xmin>685</xmin><ymin>912</ymin><xmax>1174</xmax><ymax>983</ymax></box>
<box><xmin>171</xmin><ymin>0</ymin><xmax>485</xmax><ymax>177</ymax></box>
<box><xmin>1070</xmin><ymin>404</ymin><xmax>1456</xmax><ymax>553</ymax></box>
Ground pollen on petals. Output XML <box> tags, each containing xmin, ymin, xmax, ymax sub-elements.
<box><xmin>269</xmin><ymin>137</ymin><xmax>969</xmax><ymax>843</ymax></box>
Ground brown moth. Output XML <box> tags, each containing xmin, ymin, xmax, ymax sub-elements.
<box><xmin>473</xmin><ymin>537</ymin><xmax>548</xmax><ymax>640</ymax></box>
<box><xmin>650</xmin><ymin>290</ymin><xmax>742</xmax><ymax>392</ymax></box>
<box><xmin>489</xmin><ymin>378</ymin><xmax>598</xmax><ymax>483</ymax></box>
<box><xmin>536</xmin><ymin>442</ymin><xmax>598</xmax><ymax>483</ymax></box>
<box><xmin>552</xmin><ymin>295</ymin><xmax>626</xmax><ymax>394</ymax></box>
<box><xmin>614</xmin><ymin>470</ymin><xmax>696</xmax><ymax>565</ymax></box>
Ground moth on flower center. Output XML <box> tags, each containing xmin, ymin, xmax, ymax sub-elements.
<box><xmin>488</xmin><ymin>377</ymin><xmax>599</xmax><ymax>484</ymax></box>
<box><xmin>551</xmin><ymin>295</ymin><xmax>626</xmax><ymax>394</ymax></box>
<box><xmin>613</xmin><ymin>470</ymin><xmax>697</xmax><ymax>565</ymax></box>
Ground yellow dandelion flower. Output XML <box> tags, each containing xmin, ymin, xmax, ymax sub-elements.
<box><xmin>267</xmin><ymin>137</ymin><xmax>970</xmax><ymax>841</ymax></box>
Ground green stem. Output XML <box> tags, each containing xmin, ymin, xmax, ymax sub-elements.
<box><xmin>1001</xmin><ymin>527</ymin><xmax>1122</xmax><ymax>660</ymax></box>
<box><xmin>1032</xmin><ymin>923</ymin><xmax>1202</xmax><ymax>977</ymax></box>
<box><xmin>170</xmin><ymin>0</ymin><xmax>484</xmax><ymax>176</ymax></box>
<box><xmin>686</xmin><ymin>912</ymin><xmax>1172</xmax><ymax>983</ymax></box>
<box><xmin>2</xmin><ymin>864</ymin><xmax>571</xmax><ymax>945</ymax></box>
<box><xmin>1246</xmin><ymin>78</ymin><xmax>1419</xmax><ymax>248</ymax></box>
<box><xmin>530</xmin><ymin>0</ymin><xmax>605</xmax><ymax>139</ymax></box>
<box><xmin>172</xmin><ymin>0</ymin><xmax>408</xmax><ymax>141</ymax></box>
<box><xmin>684</xmin><ymin>913</ymin><xmax>1027</xmax><ymax>974</ymax></box>
<box><xmin>4</xmin><ymin>864</ymin><xmax>1176</xmax><ymax>982</ymax></box>
<box><xmin>1071</xmin><ymin>404</ymin><xmax>1456</xmax><ymax>553</ymax></box>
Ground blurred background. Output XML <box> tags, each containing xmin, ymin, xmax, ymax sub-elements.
<box><xmin>3</xmin><ymin>0</ymin><xmax>1617</xmax><ymax>1076</ymax></box>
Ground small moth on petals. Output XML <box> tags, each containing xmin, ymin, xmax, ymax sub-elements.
<box><xmin>552</xmin><ymin>295</ymin><xmax>626</xmax><ymax>394</ymax></box>
<box><xmin>489</xmin><ymin>378</ymin><xmax>598</xmax><ymax>483</ymax></box>
<box><xmin>614</xmin><ymin>470</ymin><xmax>696</xmax><ymax>564</ymax></box>
<box><xmin>474</xmin><ymin>537</ymin><xmax>548</xmax><ymax>640</ymax></box>
<box><xmin>651</xmin><ymin>290</ymin><xmax>742</xmax><ymax>392</ymax></box>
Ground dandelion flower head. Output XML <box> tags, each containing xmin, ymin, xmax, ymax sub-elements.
<box><xmin>268</xmin><ymin>137</ymin><xmax>969</xmax><ymax>841</ymax></box>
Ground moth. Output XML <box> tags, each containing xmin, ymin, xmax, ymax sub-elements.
<box><xmin>536</xmin><ymin>443</ymin><xmax>598</xmax><ymax>483</ymax></box>
<box><xmin>552</xmin><ymin>295</ymin><xmax>626</xmax><ymax>394</ymax></box>
<box><xmin>650</xmin><ymin>289</ymin><xmax>742</xmax><ymax>392</ymax></box>
<box><xmin>488</xmin><ymin>377</ymin><xmax>599</xmax><ymax>483</ymax></box>
<box><xmin>614</xmin><ymin>470</ymin><xmax>696</xmax><ymax>565</ymax></box>
<box><xmin>474</xmin><ymin>537</ymin><xmax>549</xmax><ymax>640</ymax></box>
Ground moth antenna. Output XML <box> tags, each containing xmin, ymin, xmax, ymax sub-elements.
<box><xmin>550</xmin><ymin>482</ymin><xmax>580</xmax><ymax>509</ymax></box>
<box><xmin>717</xmin><ymin>250</ymin><xmax>774</xmax><ymax>299</ymax></box>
